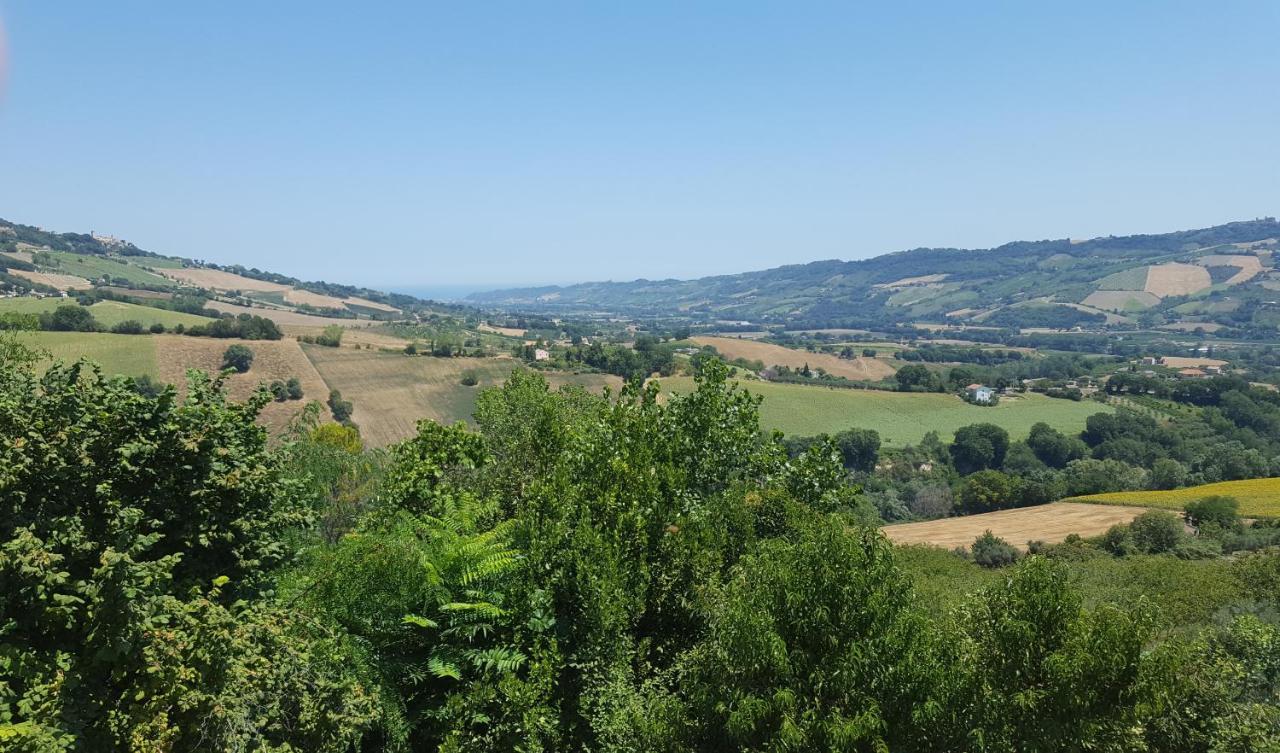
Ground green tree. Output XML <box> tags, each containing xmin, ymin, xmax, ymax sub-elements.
<box><xmin>958</xmin><ymin>469</ymin><xmax>1019</xmax><ymax>513</ymax></box>
<box><xmin>222</xmin><ymin>343</ymin><xmax>254</xmax><ymax>373</ymax></box>
<box><xmin>950</xmin><ymin>423</ymin><xmax>1010</xmax><ymax>474</ymax></box>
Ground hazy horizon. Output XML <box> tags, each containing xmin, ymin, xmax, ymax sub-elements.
<box><xmin>1</xmin><ymin>2</ymin><xmax>1278</xmax><ymax>289</ymax></box>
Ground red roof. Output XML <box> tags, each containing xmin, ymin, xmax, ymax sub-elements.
<box><xmin>966</xmin><ymin>383</ymin><xmax>984</xmax><ymax>390</ymax></box>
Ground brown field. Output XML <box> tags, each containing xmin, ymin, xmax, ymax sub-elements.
<box><xmin>303</xmin><ymin>346</ymin><xmax>622</xmax><ymax>447</ymax></box>
<box><xmin>2</xmin><ymin>250</ymin><xmax>35</xmax><ymax>264</ymax></box>
<box><xmin>97</xmin><ymin>286</ymin><xmax>173</xmax><ymax>300</ymax></box>
<box><xmin>1159</xmin><ymin>355</ymin><xmax>1229</xmax><ymax>368</ymax></box>
<box><xmin>875</xmin><ymin>273</ymin><xmax>949</xmax><ymax>289</ymax></box>
<box><xmin>206</xmin><ymin>300</ymin><xmax>383</xmax><ymax>328</ymax></box>
<box><xmin>1197</xmin><ymin>254</ymin><xmax>1263</xmax><ymax>285</ymax></box>
<box><xmin>10</xmin><ymin>269</ymin><xmax>93</xmax><ymax>291</ymax></box>
<box><xmin>882</xmin><ymin>502</ymin><xmax>1150</xmax><ymax>551</ymax></box>
<box><xmin>1144</xmin><ymin>262</ymin><xmax>1211</xmax><ymax>297</ymax></box>
<box><xmin>344</xmin><ymin>296</ymin><xmax>399</xmax><ymax>313</ymax></box>
<box><xmin>283</xmin><ymin>288</ymin><xmax>348</xmax><ymax>309</ymax></box>
<box><xmin>158</xmin><ymin>267</ymin><xmax>292</xmax><ymax>292</ymax></box>
<box><xmin>479</xmin><ymin>323</ymin><xmax>527</xmax><ymax>337</ymax></box>
<box><xmin>153</xmin><ymin>335</ymin><xmax>331</xmax><ymax>436</ymax></box>
<box><xmin>689</xmin><ymin>336</ymin><xmax>895</xmax><ymax>381</ymax></box>
<box><xmin>1081</xmin><ymin>290</ymin><xmax>1160</xmax><ymax>311</ymax></box>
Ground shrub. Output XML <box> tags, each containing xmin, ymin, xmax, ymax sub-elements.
<box><xmin>460</xmin><ymin>369</ymin><xmax>480</xmax><ymax>387</ymax></box>
<box><xmin>42</xmin><ymin>304</ymin><xmax>98</xmax><ymax>332</ymax></box>
<box><xmin>222</xmin><ymin>344</ymin><xmax>254</xmax><ymax>373</ymax></box>
<box><xmin>1130</xmin><ymin>510</ymin><xmax>1185</xmax><ymax>554</ymax></box>
<box><xmin>328</xmin><ymin>389</ymin><xmax>354</xmax><ymax>424</ymax></box>
<box><xmin>149</xmin><ymin>322</ymin><xmax>166</xmax><ymax>334</ymax></box>
<box><xmin>971</xmin><ymin>530</ymin><xmax>1020</xmax><ymax>567</ymax></box>
<box><xmin>110</xmin><ymin>319</ymin><xmax>144</xmax><ymax>335</ymax></box>
<box><xmin>404</xmin><ymin>342</ymin><xmax>418</xmax><ymax>355</ymax></box>
<box><xmin>269</xmin><ymin>380</ymin><xmax>289</xmax><ymax>402</ymax></box>
<box><xmin>286</xmin><ymin>376</ymin><xmax>304</xmax><ymax>400</ymax></box>
<box><xmin>315</xmin><ymin>324</ymin><xmax>344</xmax><ymax>347</ymax></box>
<box><xmin>1184</xmin><ymin>496</ymin><xmax>1241</xmax><ymax>532</ymax></box>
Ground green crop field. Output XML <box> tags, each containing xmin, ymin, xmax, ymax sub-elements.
<box><xmin>44</xmin><ymin>251</ymin><xmax>176</xmax><ymax>288</ymax></box>
<box><xmin>656</xmin><ymin>377</ymin><xmax>1111</xmax><ymax>445</ymax></box>
<box><xmin>17</xmin><ymin>331</ymin><xmax>158</xmax><ymax>378</ymax></box>
<box><xmin>0</xmin><ymin>297</ymin><xmax>214</xmax><ymax>329</ymax></box>
<box><xmin>1066</xmin><ymin>477</ymin><xmax>1280</xmax><ymax>518</ymax></box>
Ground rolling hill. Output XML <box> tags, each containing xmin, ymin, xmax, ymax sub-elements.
<box><xmin>470</xmin><ymin>218</ymin><xmax>1280</xmax><ymax>333</ymax></box>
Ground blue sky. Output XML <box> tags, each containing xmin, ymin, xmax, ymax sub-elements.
<box><xmin>0</xmin><ymin>2</ymin><xmax>1277</xmax><ymax>292</ymax></box>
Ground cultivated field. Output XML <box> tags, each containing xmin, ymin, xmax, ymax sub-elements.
<box><xmin>303</xmin><ymin>346</ymin><xmax>622</xmax><ymax>447</ymax></box>
<box><xmin>882</xmin><ymin>502</ymin><xmax>1150</xmax><ymax>551</ymax></box>
<box><xmin>283</xmin><ymin>288</ymin><xmax>350</xmax><ymax>310</ymax></box>
<box><xmin>479</xmin><ymin>323</ymin><xmax>527</xmax><ymax>337</ymax></box>
<box><xmin>0</xmin><ymin>297</ymin><xmax>214</xmax><ymax>329</ymax></box>
<box><xmin>1144</xmin><ymin>262</ymin><xmax>1211</xmax><ymax>297</ymax></box>
<box><xmin>18</xmin><ymin>331</ymin><xmax>158</xmax><ymax>378</ymax></box>
<box><xmin>45</xmin><ymin>252</ymin><xmax>176</xmax><ymax>288</ymax></box>
<box><xmin>154</xmin><ymin>336</ymin><xmax>332</xmax><ymax>435</ymax></box>
<box><xmin>1066</xmin><ymin>477</ymin><xmax>1280</xmax><ymax>518</ymax></box>
<box><xmin>1159</xmin><ymin>356</ymin><xmax>1229</xmax><ymax>368</ymax></box>
<box><xmin>206</xmin><ymin>300</ymin><xmax>384</xmax><ymax>328</ymax></box>
<box><xmin>657</xmin><ymin>377</ymin><xmax>1110</xmax><ymax>445</ymax></box>
<box><xmin>9</xmin><ymin>269</ymin><xmax>93</xmax><ymax>291</ymax></box>
<box><xmin>689</xmin><ymin>336</ymin><xmax>895</xmax><ymax>381</ymax></box>
<box><xmin>1198</xmin><ymin>254</ymin><xmax>1263</xmax><ymax>285</ymax></box>
<box><xmin>1081</xmin><ymin>290</ymin><xmax>1160</xmax><ymax>311</ymax></box>
<box><xmin>158</xmin><ymin>267</ymin><xmax>291</xmax><ymax>292</ymax></box>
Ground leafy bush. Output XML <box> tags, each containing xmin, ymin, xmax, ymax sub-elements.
<box><xmin>459</xmin><ymin>368</ymin><xmax>479</xmax><ymax>386</ymax></box>
<box><xmin>1130</xmin><ymin>510</ymin><xmax>1185</xmax><ymax>554</ymax></box>
<box><xmin>1184</xmin><ymin>495</ymin><xmax>1241</xmax><ymax>532</ymax></box>
<box><xmin>222</xmin><ymin>343</ymin><xmax>254</xmax><ymax>373</ymax></box>
<box><xmin>110</xmin><ymin>318</ymin><xmax>144</xmax><ymax>334</ymax></box>
<box><xmin>286</xmin><ymin>376</ymin><xmax>304</xmax><ymax>400</ymax></box>
<box><xmin>971</xmin><ymin>530</ymin><xmax>1020</xmax><ymax>567</ymax></box>
<box><xmin>328</xmin><ymin>388</ymin><xmax>354</xmax><ymax>424</ymax></box>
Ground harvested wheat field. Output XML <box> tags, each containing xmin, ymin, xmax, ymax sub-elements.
<box><xmin>690</xmin><ymin>336</ymin><xmax>895</xmax><ymax>381</ymax></box>
<box><xmin>1197</xmin><ymin>254</ymin><xmax>1263</xmax><ymax>285</ymax></box>
<box><xmin>344</xmin><ymin>296</ymin><xmax>399</xmax><ymax>313</ymax></box>
<box><xmin>1159</xmin><ymin>355</ymin><xmax>1229</xmax><ymax>368</ymax></box>
<box><xmin>10</xmin><ymin>269</ymin><xmax>94</xmax><ymax>291</ymax></box>
<box><xmin>1081</xmin><ymin>290</ymin><xmax>1160</xmax><ymax>311</ymax></box>
<box><xmin>2</xmin><ymin>250</ymin><xmax>35</xmax><ymax>264</ymax></box>
<box><xmin>882</xmin><ymin>502</ymin><xmax>1151</xmax><ymax>551</ymax></box>
<box><xmin>303</xmin><ymin>345</ymin><xmax>622</xmax><ymax>447</ymax></box>
<box><xmin>1144</xmin><ymin>262</ymin><xmax>1211</xmax><ymax>297</ymax></box>
<box><xmin>158</xmin><ymin>267</ymin><xmax>291</xmax><ymax>292</ymax></box>
<box><xmin>206</xmin><ymin>300</ymin><xmax>384</xmax><ymax>328</ymax></box>
<box><xmin>154</xmin><ymin>335</ymin><xmax>331</xmax><ymax>435</ymax></box>
<box><xmin>283</xmin><ymin>288</ymin><xmax>349</xmax><ymax>309</ymax></box>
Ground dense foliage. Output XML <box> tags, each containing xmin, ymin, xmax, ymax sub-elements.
<box><xmin>2</xmin><ymin>346</ymin><xmax>1277</xmax><ymax>750</ymax></box>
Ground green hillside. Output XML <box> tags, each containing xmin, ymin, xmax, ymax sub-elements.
<box><xmin>657</xmin><ymin>377</ymin><xmax>1111</xmax><ymax>445</ymax></box>
<box><xmin>471</xmin><ymin>218</ymin><xmax>1280</xmax><ymax>333</ymax></box>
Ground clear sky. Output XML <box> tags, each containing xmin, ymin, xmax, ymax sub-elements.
<box><xmin>0</xmin><ymin>2</ymin><xmax>1277</xmax><ymax>293</ymax></box>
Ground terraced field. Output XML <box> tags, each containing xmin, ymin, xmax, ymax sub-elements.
<box><xmin>656</xmin><ymin>377</ymin><xmax>1111</xmax><ymax>444</ymax></box>
<box><xmin>1067</xmin><ymin>478</ymin><xmax>1280</xmax><ymax>518</ymax></box>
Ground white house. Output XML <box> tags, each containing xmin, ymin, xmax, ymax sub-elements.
<box><xmin>965</xmin><ymin>383</ymin><xmax>995</xmax><ymax>404</ymax></box>
<box><xmin>534</xmin><ymin>348</ymin><xmax>551</xmax><ymax>362</ymax></box>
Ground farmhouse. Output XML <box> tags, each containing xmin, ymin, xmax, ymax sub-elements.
<box><xmin>965</xmin><ymin>383</ymin><xmax>995</xmax><ymax>404</ymax></box>
<box><xmin>534</xmin><ymin>348</ymin><xmax>551</xmax><ymax>361</ymax></box>
<box><xmin>1177</xmin><ymin>367</ymin><xmax>1207</xmax><ymax>379</ymax></box>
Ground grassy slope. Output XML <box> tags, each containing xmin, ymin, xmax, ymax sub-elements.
<box><xmin>895</xmin><ymin>544</ymin><xmax>1247</xmax><ymax>632</ymax></box>
<box><xmin>45</xmin><ymin>251</ymin><xmax>176</xmax><ymax>288</ymax></box>
<box><xmin>18</xmin><ymin>331</ymin><xmax>158</xmax><ymax>378</ymax></box>
<box><xmin>1066</xmin><ymin>477</ymin><xmax>1280</xmax><ymax>518</ymax></box>
<box><xmin>657</xmin><ymin>377</ymin><xmax>1111</xmax><ymax>445</ymax></box>
<box><xmin>0</xmin><ymin>298</ymin><xmax>214</xmax><ymax>328</ymax></box>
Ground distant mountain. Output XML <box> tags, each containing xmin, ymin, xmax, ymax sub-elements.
<box><xmin>470</xmin><ymin>219</ymin><xmax>1280</xmax><ymax>334</ymax></box>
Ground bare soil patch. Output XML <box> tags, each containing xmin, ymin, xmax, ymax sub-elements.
<box><xmin>882</xmin><ymin>502</ymin><xmax>1150</xmax><ymax>551</ymax></box>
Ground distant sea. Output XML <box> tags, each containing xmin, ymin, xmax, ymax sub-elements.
<box><xmin>386</xmin><ymin>284</ymin><xmax>504</xmax><ymax>302</ymax></box>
